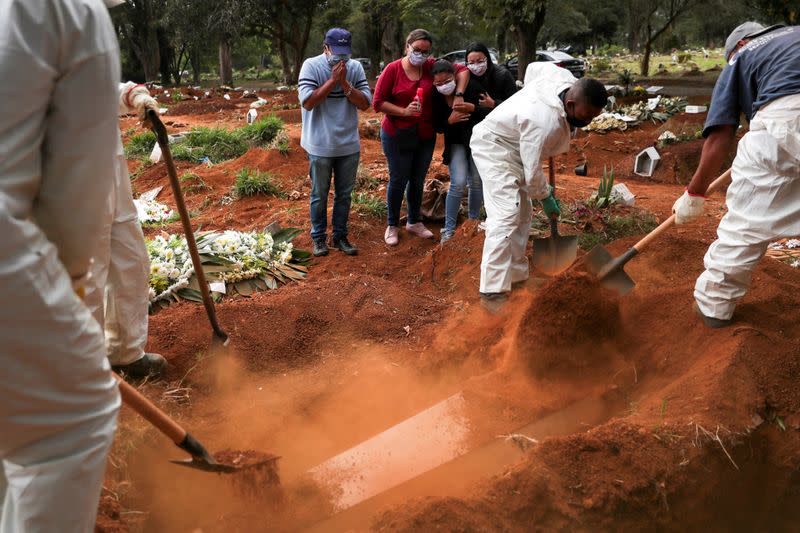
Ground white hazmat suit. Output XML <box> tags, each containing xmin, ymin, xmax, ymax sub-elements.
<box><xmin>0</xmin><ymin>1</ymin><xmax>121</xmax><ymax>531</ymax></box>
<box><xmin>471</xmin><ymin>63</ymin><xmax>575</xmax><ymax>294</ymax></box>
<box><xmin>695</xmin><ymin>94</ymin><xmax>800</xmax><ymax>319</ymax></box>
<box><xmin>84</xmin><ymin>82</ymin><xmax>153</xmax><ymax>367</ymax></box>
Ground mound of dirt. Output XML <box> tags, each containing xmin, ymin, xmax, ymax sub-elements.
<box><xmin>515</xmin><ymin>271</ymin><xmax>622</xmax><ymax>377</ymax></box>
<box><xmin>167</xmin><ymin>98</ymin><xmax>241</xmax><ymax>115</ymax></box>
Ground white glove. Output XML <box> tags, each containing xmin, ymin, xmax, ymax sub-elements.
<box><xmin>126</xmin><ymin>85</ymin><xmax>159</xmax><ymax>120</ymax></box>
<box><xmin>672</xmin><ymin>190</ymin><xmax>705</xmax><ymax>224</ymax></box>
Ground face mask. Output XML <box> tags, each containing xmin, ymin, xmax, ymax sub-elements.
<box><xmin>408</xmin><ymin>48</ymin><xmax>429</xmax><ymax>66</ymax></box>
<box><xmin>467</xmin><ymin>61</ymin><xmax>487</xmax><ymax>76</ymax></box>
<box><xmin>564</xmin><ymin>101</ymin><xmax>592</xmax><ymax>129</ymax></box>
<box><xmin>436</xmin><ymin>80</ymin><xmax>456</xmax><ymax>95</ymax></box>
<box><xmin>326</xmin><ymin>52</ymin><xmax>350</xmax><ymax>66</ymax></box>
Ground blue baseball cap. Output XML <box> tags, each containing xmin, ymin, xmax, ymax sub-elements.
<box><xmin>325</xmin><ymin>28</ymin><xmax>352</xmax><ymax>55</ymax></box>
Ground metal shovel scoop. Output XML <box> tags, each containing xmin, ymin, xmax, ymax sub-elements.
<box><xmin>532</xmin><ymin>158</ymin><xmax>578</xmax><ymax>276</ymax></box>
<box><xmin>586</xmin><ymin>168</ymin><xmax>732</xmax><ymax>295</ymax></box>
<box><xmin>116</xmin><ymin>374</ymin><xmax>279</xmax><ymax>474</ymax></box>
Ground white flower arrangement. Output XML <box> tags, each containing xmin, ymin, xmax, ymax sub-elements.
<box><xmin>135</xmin><ymin>197</ymin><xmax>175</xmax><ymax>224</ymax></box>
<box><xmin>147</xmin><ymin>229</ymin><xmax>301</xmax><ymax>308</ymax></box>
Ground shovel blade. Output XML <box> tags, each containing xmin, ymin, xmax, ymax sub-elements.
<box><xmin>585</xmin><ymin>245</ymin><xmax>636</xmax><ymax>295</ymax></box>
<box><xmin>532</xmin><ymin>235</ymin><xmax>579</xmax><ymax>276</ymax></box>
<box><xmin>170</xmin><ymin>458</ymin><xmax>240</xmax><ymax>474</ymax></box>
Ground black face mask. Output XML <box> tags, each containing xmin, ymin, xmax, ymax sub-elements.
<box><xmin>566</xmin><ymin>114</ymin><xmax>592</xmax><ymax>129</ymax></box>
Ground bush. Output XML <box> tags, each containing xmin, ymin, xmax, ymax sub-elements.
<box><xmin>677</xmin><ymin>52</ymin><xmax>692</xmax><ymax>64</ymax></box>
<box><xmin>236</xmin><ymin>115</ymin><xmax>284</xmax><ymax>145</ymax></box>
<box><xmin>589</xmin><ymin>57</ymin><xmax>612</xmax><ymax>72</ymax></box>
<box><xmin>124</xmin><ymin>131</ymin><xmax>157</xmax><ymax>158</ymax></box>
<box><xmin>234</xmin><ymin>168</ymin><xmax>284</xmax><ymax>197</ymax></box>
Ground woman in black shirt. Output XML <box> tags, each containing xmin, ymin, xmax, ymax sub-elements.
<box><xmin>431</xmin><ymin>59</ymin><xmax>484</xmax><ymax>243</ymax></box>
<box><xmin>465</xmin><ymin>42</ymin><xmax>518</xmax><ymax>120</ymax></box>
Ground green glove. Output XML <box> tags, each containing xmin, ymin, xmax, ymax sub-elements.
<box><xmin>540</xmin><ymin>187</ymin><xmax>561</xmax><ymax>218</ymax></box>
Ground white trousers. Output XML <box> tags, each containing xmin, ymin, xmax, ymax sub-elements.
<box><xmin>0</xmin><ymin>219</ymin><xmax>120</xmax><ymax>533</ymax></box>
<box><xmin>85</xmin><ymin>155</ymin><xmax>151</xmax><ymax>366</ymax></box>
<box><xmin>472</xmin><ymin>133</ymin><xmax>533</xmax><ymax>294</ymax></box>
<box><xmin>695</xmin><ymin>94</ymin><xmax>800</xmax><ymax>319</ymax></box>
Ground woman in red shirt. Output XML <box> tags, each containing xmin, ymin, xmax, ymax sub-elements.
<box><xmin>373</xmin><ymin>28</ymin><xmax>469</xmax><ymax>246</ymax></box>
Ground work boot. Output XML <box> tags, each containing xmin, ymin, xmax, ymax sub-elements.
<box><xmin>312</xmin><ymin>238</ymin><xmax>329</xmax><ymax>257</ymax></box>
<box><xmin>113</xmin><ymin>353</ymin><xmax>167</xmax><ymax>379</ymax></box>
<box><xmin>332</xmin><ymin>236</ymin><xmax>358</xmax><ymax>256</ymax></box>
<box><xmin>479</xmin><ymin>291</ymin><xmax>509</xmax><ymax>313</ymax></box>
<box><xmin>406</xmin><ymin>222</ymin><xmax>434</xmax><ymax>239</ymax></box>
<box><xmin>385</xmin><ymin>226</ymin><xmax>399</xmax><ymax>246</ymax></box>
<box><xmin>692</xmin><ymin>302</ymin><xmax>732</xmax><ymax>329</ymax></box>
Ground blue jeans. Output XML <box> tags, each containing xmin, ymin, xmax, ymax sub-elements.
<box><xmin>444</xmin><ymin>143</ymin><xmax>483</xmax><ymax>234</ymax></box>
<box><xmin>380</xmin><ymin>129</ymin><xmax>436</xmax><ymax>227</ymax></box>
<box><xmin>308</xmin><ymin>152</ymin><xmax>360</xmax><ymax>241</ymax></box>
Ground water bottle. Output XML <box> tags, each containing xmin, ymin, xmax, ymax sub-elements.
<box><xmin>414</xmin><ymin>87</ymin><xmax>423</xmax><ymax>117</ymax></box>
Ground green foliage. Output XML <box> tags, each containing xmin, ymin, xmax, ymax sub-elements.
<box><xmin>676</xmin><ymin>52</ymin><xmax>692</xmax><ymax>63</ymax></box>
<box><xmin>236</xmin><ymin>115</ymin><xmax>284</xmax><ymax>145</ymax></box>
<box><xmin>171</xmin><ymin>92</ymin><xmax>183</xmax><ymax>103</ymax></box>
<box><xmin>576</xmin><ymin>210</ymin><xmax>658</xmax><ymax>251</ymax></box>
<box><xmin>172</xmin><ymin>127</ymin><xmax>248</xmax><ymax>163</ymax></box>
<box><xmin>617</xmin><ymin>69</ymin><xmax>633</xmax><ymax>92</ymax></box>
<box><xmin>124</xmin><ymin>131</ymin><xmax>157</xmax><ymax>158</ymax></box>
<box><xmin>588</xmin><ymin>166</ymin><xmax>616</xmax><ymax>209</ymax></box>
<box><xmin>234</xmin><ymin>168</ymin><xmax>284</xmax><ymax>198</ymax></box>
<box><xmin>590</xmin><ymin>57</ymin><xmax>612</xmax><ymax>72</ymax></box>
<box><xmin>356</xmin><ymin>167</ymin><xmax>380</xmax><ymax>191</ymax></box>
<box><xmin>179</xmin><ymin>172</ymin><xmax>210</xmax><ymax>194</ymax></box>
<box><xmin>352</xmin><ymin>192</ymin><xmax>387</xmax><ymax>218</ymax></box>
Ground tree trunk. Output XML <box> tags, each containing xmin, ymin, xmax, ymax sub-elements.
<box><xmin>640</xmin><ymin>23</ymin><xmax>653</xmax><ymax>76</ymax></box>
<box><xmin>511</xmin><ymin>6</ymin><xmax>547</xmax><ymax>82</ymax></box>
<box><xmin>133</xmin><ymin>30</ymin><xmax>161</xmax><ymax>82</ymax></box>
<box><xmin>190</xmin><ymin>47</ymin><xmax>202</xmax><ymax>84</ymax></box>
<box><xmin>277</xmin><ymin>39</ymin><xmax>292</xmax><ymax>85</ymax></box>
<box><xmin>219</xmin><ymin>37</ymin><xmax>233</xmax><ymax>86</ymax></box>
<box><xmin>496</xmin><ymin>25</ymin><xmax>506</xmax><ymax>59</ymax></box>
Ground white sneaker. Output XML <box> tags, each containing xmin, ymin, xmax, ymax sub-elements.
<box><xmin>406</xmin><ymin>222</ymin><xmax>434</xmax><ymax>239</ymax></box>
<box><xmin>384</xmin><ymin>226</ymin><xmax>399</xmax><ymax>246</ymax></box>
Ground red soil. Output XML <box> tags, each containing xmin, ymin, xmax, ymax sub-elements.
<box><xmin>99</xmin><ymin>88</ymin><xmax>800</xmax><ymax>532</ymax></box>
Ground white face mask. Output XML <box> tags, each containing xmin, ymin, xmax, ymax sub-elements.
<box><xmin>467</xmin><ymin>61</ymin><xmax>488</xmax><ymax>76</ymax></box>
<box><xmin>408</xmin><ymin>48</ymin><xmax>429</xmax><ymax>66</ymax></box>
<box><xmin>436</xmin><ymin>80</ymin><xmax>456</xmax><ymax>95</ymax></box>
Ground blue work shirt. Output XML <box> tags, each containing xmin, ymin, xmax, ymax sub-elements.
<box><xmin>704</xmin><ymin>26</ymin><xmax>800</xmax><ymax>137</ymax></box>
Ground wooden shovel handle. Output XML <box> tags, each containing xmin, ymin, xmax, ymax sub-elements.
<box><xmin>633</xmin><ymin>168</ymin><xmax>732</xmax><ymax>252</ymax></box>
<box><xmin>115</xmin><ymin>373</ymin><xmax>187</xmax><ymax>444</ymax></box>
<box><xmin>548</xmin><ymin>157</ymin><xmax>556</xmax><ymax>188</ymax></box>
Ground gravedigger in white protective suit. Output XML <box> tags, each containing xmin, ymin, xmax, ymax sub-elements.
<box><xmin>672</xmin><ymin>22</ymin><xmax>800</xmax><ymax>328</ymax></box>
<box><xmin>84</xmin><ymin>81</ymin><xmax>167</xmax><ymax>378</ymax></box>
<box><xmin>470</xmin><ymin>63</ymin><xmax>608</xmax><ymax>305</ymax></box>
<box><xmin>0</xmin><ymin>0</ymin><xmax>121</xmax><ymax>531</ymax></box>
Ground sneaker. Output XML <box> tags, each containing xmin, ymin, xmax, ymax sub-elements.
<box><xmin>406</xmin><ymin>222</ymin><xmax>434</xmax><ymax>239</ymax></box>
<box><xmin>479</xmin><ymin>292</ymin><xmax>509</xmax><ymax>313</ymax></box>
<box><xmin>112</xmin><ymin>353</ymin><xmax>167</xmax><ymax>379</ymax></box>
<box><xmin>385</xmin><ymin>226</ymin><xmax>399</xmax><ymax>246</ymax></box>
<box><xmin>440</xmin><ymin>229</ymin><xmax>455</xmax><ymax>244</ymax></box>
<box><xmin>692</xmin><ymin>302</ymin><xmax>732</xmax><ymax>329</ymax></box>
<box><xmin>332</xmin><ymin>236</ymin><xmax>358</xmax><ymax>256</ymax></box>
<box><xmin>312</xmin><ymin>238</ymin><xmax>329</xmax><ymax>257</ymax></box>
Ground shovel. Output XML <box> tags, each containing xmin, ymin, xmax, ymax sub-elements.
<box><xmin>586</xmin><ymin>168</ymin><xmax>732</xmax><ymax>295</ymax></box>
<box><xmin>532</xmin><ymin>157</ymin><xmax>578</xmax><ymax>275</ymax></box>
<box><xmin>146</xmin><ymin>109</ymin><xmax>228</xmax><ymax>345</ymax></box>
<box><xmin>115</xmin><ymin>373</ymin><xmax>279</xmax><ymax>474</ymax></box>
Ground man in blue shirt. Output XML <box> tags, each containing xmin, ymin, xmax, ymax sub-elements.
<box><xmin>298</xmin><ymin>28</ymin><xmax>372</xmax><ymax>256</ymax></box>
<box><xmin>672</xmin><ymin>23</ymin><xmax>800</xmax><ymax>327</ymax></box>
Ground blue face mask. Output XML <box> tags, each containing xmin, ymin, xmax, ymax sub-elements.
<box><xmin>327</xmin><ymin>52</ymin><xmax>350</xmax><ymax>66</ymax></box>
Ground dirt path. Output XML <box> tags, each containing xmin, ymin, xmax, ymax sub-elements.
<box><xmin>99</xmin><ymin>89</ymin><xmax>800</xmax><ymax>532</ymax></box>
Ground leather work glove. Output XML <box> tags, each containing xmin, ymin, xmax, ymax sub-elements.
<box><xmin>540</xmin><ymin>186</ymin><xmax>561</xmax><ymax>219</ymax></box>
<box><xmin>672</xmin><ymin>189</ymin><xmax>705</xmax><ymax>224</ymax></box>
<box><xmin>126</xmin><ymin>85</ymin><xmax>159</xmax><ymax>120</ymax></box>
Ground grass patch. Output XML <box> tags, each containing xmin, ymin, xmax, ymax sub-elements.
<box><xmin>179</xmin><ymin>172</ymin><xmax>211</xmax><ymax>194</ymax></box>
<box><xmin>356</xmin><ymin>167</ymin><xmax>380</xmax><ymax>191</ymax></box>
<box><xmin>532</xmin><ymin>201</ymin><xmax>658</xmax><ymax>251</ymax></box>
<box><xmin>236</xmin><ymin>115</ymin><xmax>284</xmax><ymax>145</ymax></box>
<box><xmin>124</xmin><ymin>131</ymin><xmax>157</xmax><ymax>158</ymax></box>
<box><xmin>173</xmin><ymin>127</ymin><xmax>249</xmax><ymax>163</ymax></box>
<box><xmin>234</xmin><ymin>168</ymin><xmax>284</xmax><ymax>198</ymax></box>
<box><xmin>352</xmin><ymin>192</ymin><xmax>386</xmax><ymax>218</ymax></box>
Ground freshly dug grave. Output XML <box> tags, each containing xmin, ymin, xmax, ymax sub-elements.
<box><xmin>515</xmin><ymin>271</ymin><xmax>623</xmax><ymax>378</ymax></box>
<box><xmin>375</xmin><ymin>233</ymin><xmax>800</xmax><ymax>532</ymax></box>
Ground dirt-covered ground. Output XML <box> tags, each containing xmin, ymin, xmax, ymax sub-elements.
<box><xmin>96</xmin><ymin>86</ymin><xmax>800</xmax><ymax>532</ymax></box>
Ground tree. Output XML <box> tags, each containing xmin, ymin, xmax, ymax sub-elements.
<box><xmin>112</xmin><ymin>0</ymin><xmax>167</xmax><ymax>82</ymax></box>
<box><xmin>249</xmin><ymin>0</ymin><xmax>323</xmax><ymax>84</ymax></box>
<box><xmin>629</xmin><ymin>0</ymin><xmax>699</xmax><ymax>76</ymax></box>
<box><xmin>539</xmin><ymin>2</ymin><xmax>590</xmax><ymax>49</ymax></box>
<box><xmin>463</xmin><ymin>0</ymin><xmax>547</xmax><ymax>81</ymax></box>
<box><xmin>347</xmin><ymin>0</ymin><xmax>399</xmax><ymax>77</ymax></box>
<box><xmin>751</xmin><ymin>0</ymin><xmax>798</xmax><ymax>24</ymax></box>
